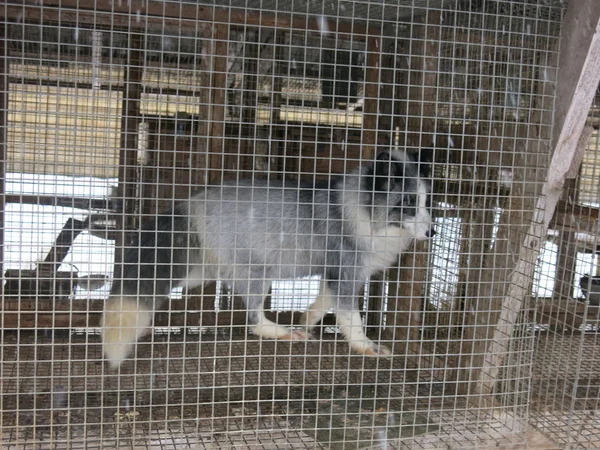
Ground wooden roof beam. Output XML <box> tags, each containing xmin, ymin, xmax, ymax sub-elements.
<box><xmin>3</xmin><ymin>0</ymin><xmax>380</xmax><ymax>36</ymax></box>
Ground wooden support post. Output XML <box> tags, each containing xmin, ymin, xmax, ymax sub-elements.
<box><xmin>267</xmin><ymin>30</ymin><xmax>286</xmax><ymax>179</ymax></box>
<box><xmin>473</xmin><ymin>0</ymin><xmax>600</xmax><ymax>401</ymax></box>
<box><xmin>361</xmin><ymin>33</ymin><xmax>385</xmax><ymax>336</ymax></box>
<box><xmin>186</xmin><ymin>24</ymin><xmax>224</xmax><ymax>323</ymax></box>
<box><xmin>241</xmin><ymin>31</ymin><xmax>260</xmax><ymax>174</ymax></box>
<box><xmin>385</xmin><ymin>10</ymin><xmax>441</xmax><ymax>361</ymax></box>
<box><xmin>377</xmin><ymin>36</ymin><xmax>401</xmax><ymax>137</ymax></box>
<box><xmin>362</xmin><ymin>35</ymin><xmax>382</xmax><ymax>162</ymax></box>
<box><xmin>189</xmin><ymin>24</ymin><xmax>213</xmax><ymax>189</ymax></box>
<box><xmin>365</xmin><ymin>273</ymin><xmax>385</xmax><ymax>339</ymax></box>
<box><xmin>113</xmin><ymin>32</ymin><xmax>144</xmax><ymax>280</ymax></box>
<box><xmin>208</xmin><ymin>24</ymin><xmax>228</xmax><ymax>184</ymax></box>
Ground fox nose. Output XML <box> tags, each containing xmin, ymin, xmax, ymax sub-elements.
<box><xmin>426</xmin><ymin>227</ymin><xmax>436</xmax><ymax>238</ymax></box>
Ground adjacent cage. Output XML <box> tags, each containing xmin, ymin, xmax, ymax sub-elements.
<box><xmin>530</xmin><ymin>88</ymin><xmax>600</xmax><ymax>447</ymax></box>
<box><xmin>1</xmin><ymin>0</ymin><xmax>598</xmax><ymax>449</ymax></box>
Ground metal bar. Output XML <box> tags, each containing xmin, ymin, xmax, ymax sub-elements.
<box><xmin>0</xmin><ymin>24</ymin><xmax>7</xmax><ymax>285</ymax></box>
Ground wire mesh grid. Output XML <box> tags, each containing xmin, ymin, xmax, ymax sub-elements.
<box><xmin>529</xmin><ymin>84</ymin><xmax>600</xmax><ymax>449</ymax></box>
<box><xmin>0</xmin><ymin>0</ymin><xmax>586</xmax><ymax>449</ymax></box>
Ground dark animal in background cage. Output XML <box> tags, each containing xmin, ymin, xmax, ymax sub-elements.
<box><xmin>580</xmin><ymin>275</ymin><xmax>600</xmax><ymax>306</ymax></box>
<box><xmin>321</xmin><ymin>49</ymin><xmax>365</xmax><ymax>110</ymax></box>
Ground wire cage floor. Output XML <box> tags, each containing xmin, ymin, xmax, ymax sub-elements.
<box><xmin>531</xmin><ymin>332</ymin><xmax>600</xmax><ymax>449</ymax></box>
<box><xmin>0</xmin><ymin>329</ymin><xmax>550</xmax><ymax>450</ymax></box>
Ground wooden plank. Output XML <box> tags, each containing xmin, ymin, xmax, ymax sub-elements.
<box><xmin>567</xmin><ymin>125</ymin><xmax>593</xmax><ymax>178</ymax></box>
<box><xmin>4</xmin><ymin>194</ymin><xmax>117</xmax><ymax>210</ymax></box>
<box><xmin>0</xmin><ymin>308</ymin><xmax>337</xmax><ymax>329</ymax></box>
<box><xmin>474</xmin><ymin>0</ymin><xmax>600</xmax><ymax>399</ymax></box>
<box><xmin>2</xmin><ymin>3</ymin><xmax>377</xmax><ymax>45</ymax></box>
<box><xmin>8</xmin><ymin>76</ymin><xmax>205</xmax><ymax>100</ymax></box>
<box><xmin>3</xmin><ymin>0</ymin><xmax>377</xmax><ymax>36</ymax></box>
<box><xmin>550</xmin><ymin>208</ymin><xmax>598</xmax><ymax>235</ymax></box>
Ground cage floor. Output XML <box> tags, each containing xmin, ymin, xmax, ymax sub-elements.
<box><xmin>1</xmin><ymin>331</ymin><xmax>542</xmax><ymax>449</ymax></box>
<box><xmin>531</xmin><ymin>333</ymin><xmax>600</xmax><ymax>448</ymax></box>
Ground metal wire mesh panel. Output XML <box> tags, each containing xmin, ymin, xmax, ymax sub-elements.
<box><xmin>530</xmin><ymin>88</ymin><xmax>600</xmax><ymax>449</ymax></box>
<box><xmin>0</xmin><ymin>1</ymin><xmax>578</xmax><ymax>449</ymax></box>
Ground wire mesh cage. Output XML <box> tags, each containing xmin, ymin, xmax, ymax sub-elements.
<box><xmin>529</xmin><ymin>89</ymin><xmax>600</xmax><ymax>448</ymax></box>
<box><xmin>1</xmin><ymin>0</ymin><xmax>598</xmax><ymax>449</ymax></box>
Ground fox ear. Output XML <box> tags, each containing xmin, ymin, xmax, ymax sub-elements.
<box><xmin>371</xmin><ymin>151</ymin><xmax>401</xmax><ymax>191</ymax></box>
<box><xmin>408</xmin><ymin>148</ymin><xmax>434</xmax><ymax>178</ymax></box>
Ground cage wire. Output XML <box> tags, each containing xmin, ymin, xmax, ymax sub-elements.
<box><xmin>529</xmin><ymin>85</ymin><xmax>600</xmax><ymax>449</ymax></box>
<box><xmin>1</xmin><ymin>0</ymin><xmax>595</xmax><ymax>449</ymax></box>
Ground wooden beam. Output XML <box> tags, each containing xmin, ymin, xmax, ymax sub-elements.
<box><xmin>550</xmin><ymin>207</ymin><xmax>598</xmax><ymax>235</ymax></box>
<box><xmin>240</xmin><ymin>31</ymin><xmax>260</xmax><ymax>173</ymax></box>
<box><xmin>8</xmin><ymin>76</ymin><xmax>204</xmax><ymax>99</ymax></box>
<box><xmin>4</xmin><ymin>194</ymin><xmax>117</xmax><ymax>210</ymax></box>
<box><xmin>474</xmin><ymin>0</ymin><xmax>600</xmax><ymax>399</ymax></box>
<box><xmin>3</xmin><ymin>0</ymin><xmax>378</xmax><ymax>36</ymax></box>
<box><xmin>0</xmin><ymin>307</ymin><xmax>337</xmax><ymax>330</ymax></box>
<box><xmin>207</xmin><ymin>24</ymin><xmax>228</xmax><ymax>184</ymax></box>
<box><xmin>113</xmin><ymin>32</ymin><xmax>144</xmax><ymax>280</ymax></box>
<box><xmin>386</xmin><ymin>10</ymin><xmax>441</xmax><ymax>361</ymax></box>
<box><xmin>362</xmin><ymin>35</ymin><xmax>383</xmax><ymax>161</ymax></box>
<box><xmin>556</xmin><ymin>201</ymin><xmax>600</xmax><ymax>219</ymax></box>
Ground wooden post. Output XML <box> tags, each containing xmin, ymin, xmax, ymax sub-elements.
<box><xmin>208</xmin><ymin>24</ymin><xmax>228</xmax><ymax>184</ymax></box>
<box><xmin>267</xmin><ymin>30</ymin><xmax>286</xmax><ymax>179</ymax></box>
<box><xmin>185</xmin><ymin>24</ymin><xmax>225</xmax><ymax>325</ymax></box>
<box><xmin>113</xmin><ymin>32</ymin><xmax>144</xmax><ymax>280</ymax></box>
<box><xmin>377</xmin><ymin>35</ymin><xmax>402</xmax><ymax>137</ymax></box>
<box><xmin>385</xmin><ymin>10</ymin><xmax>441</xmax><ymax>361</ymax></box>
<box><xmin>361</xmin><ymin>32</ymin><xmax>385</xmax><ymax>336</ymax></box>
<box><xmin>365</xmin><ymin>273</ymin><xmax>385</xmax><ymax>339</ymax></box>
<box><xmin>362</xmin><ymin>35</ymin><xmax>382</xmax><ymax>162</ymax></box>
<box><xmin>240</xmin><ymin>30</ymin><xmax>260</xmax><ymax>174</ymax></box>
<box><xmin>189</xmin><ymin>23</ymin><xmax>214</xmax><ymax>189</ymax></box>
<box><xmin>471</xmin><ymin>0</ymin><xmax>600</xmax><ymax>401</ymax></box>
